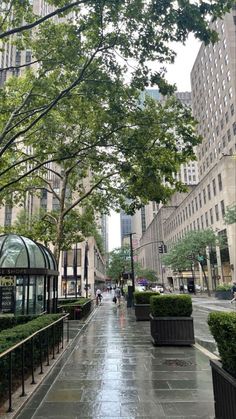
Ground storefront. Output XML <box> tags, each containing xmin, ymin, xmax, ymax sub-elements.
<box><xmin>0</xmin><ymin>234</ymin><xmax>58</xmax><ymax>315</ymax></box>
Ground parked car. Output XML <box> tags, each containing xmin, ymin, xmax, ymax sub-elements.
<box><xmin>152</xmin><ymin>285</ymin><xmax>164</xmax><ymax>293</ymax></box>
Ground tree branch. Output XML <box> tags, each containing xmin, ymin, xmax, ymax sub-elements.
<box><xmin>0</xmin><ymin>0</ymin><xmax>88</xmax><ymax>40</ymax></box>
<box><xmin>62</xmin><ymin>171</ymin><xmax>118</xmax><ymax>218</ymax></box>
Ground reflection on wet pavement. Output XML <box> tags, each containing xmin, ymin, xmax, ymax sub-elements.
<box><xmin>17</xmin><ymin>295</ymin><xmax>214</xmax><ymax>418</ymax></box>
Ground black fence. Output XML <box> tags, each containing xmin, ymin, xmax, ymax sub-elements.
<box><xmin>0</xmin><ymin>314</ymin><xmax>69</xmax><ymax>413</ymax></box>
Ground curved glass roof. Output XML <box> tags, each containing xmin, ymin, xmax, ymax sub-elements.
<box><xmin>0</xmin><ymin>234</ymin><xmax>57</xmax><ymax>270</ymax></box>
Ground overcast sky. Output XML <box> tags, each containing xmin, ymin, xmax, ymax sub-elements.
<box><xmin>108</xmin><ymin>35</ymin><xmax>201</xmax><ymax>251</ymax></box>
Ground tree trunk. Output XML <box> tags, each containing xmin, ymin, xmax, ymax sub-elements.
<box><xmin>201</xmin><ymin>262</ymin><xmax>211</xmax><ymax>297</ymax></box>
<box><xmin>53</xmin><ymin>175</ymin><xmax>67</xmax><ymax>265</ymax></box>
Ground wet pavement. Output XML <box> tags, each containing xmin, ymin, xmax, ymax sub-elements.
<box><xmin>17</xmin><ymin>295</ymin><xmax>215</xmax><ymax>418</ymax></box>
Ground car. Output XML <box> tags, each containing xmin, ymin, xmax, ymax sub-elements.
<box><xmin>152</xmin><ymin>285</ymin><xmax>164</xmax><ymax>293</ymax></box>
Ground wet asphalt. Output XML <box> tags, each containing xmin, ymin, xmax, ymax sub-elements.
<box><xmin>17</xmin><ymin>294</ymin><xmax>215</xmax><ymax>418</ymax></box>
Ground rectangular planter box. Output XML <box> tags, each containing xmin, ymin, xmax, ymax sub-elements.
<box><xmin>134</xmin><ymin>304</ymin><xmax>150</xmax><ymax>321</ymax></box>
<box><xmin>215</xmin><ymin>290</ymin><xmax>232</xmax><ymax>300</ymax></box>
<box><xmin>210</xmin><ymin>359</ymin><xmax>236</xmax><ymax>419</ymax></box>
<box><xmin>150</xmin><ymin>315</ymin><xmax>195</xmax><ymax>346</ymax></box>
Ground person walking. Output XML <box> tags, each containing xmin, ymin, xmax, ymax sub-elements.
<box><xmin>230</xmin><ymin>281</ymin><xmax>236</xmax><ymax>303</ymax></box>
<box><xmin>96</xmin><ymin>288</ymin><xmax>102</xmax><ymax>305</ymax></box>
<box><xmin>115</xmin><ymin>286</ymin><xmax>122</xmax><ymax>307</ymax></box>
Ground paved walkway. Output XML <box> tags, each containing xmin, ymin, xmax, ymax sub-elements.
<box><xmin>17</xmin><ymin>295</ymin><xmax>215</xmax><ymax>418</ymax></box>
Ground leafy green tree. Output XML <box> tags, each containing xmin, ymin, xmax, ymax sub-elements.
<box><xmin>107</xmin><ymin>246</ymin><xmax>132</xmax><ymax>283</ymax></box>
<box><xmin>163</xmin><ymin>229</ymin><xmax>223</xmax><ymax>296</ymax></box>
<box><xmin>224</xmin><ymin>205</ymin><xmax>236</xmax><ymax>225</ymax></box>
<box><xmin>0</xmin><ymin>0</ymin><xmax>233</xmax><ymax>163</ymax></box>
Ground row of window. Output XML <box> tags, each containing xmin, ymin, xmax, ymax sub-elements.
<box><xmin>164</xmin><ymin>174</ymin><xmax>223</xmax><ymax>234</ymax></box>
<box><xmin>165</xmin><ymin>201</ymin><xmax>226</xmax><ymax>244</ymax></box>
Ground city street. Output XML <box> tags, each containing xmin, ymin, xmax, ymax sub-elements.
<box><xmin>17</xmin><ymin>294</ymin><xmax>217</xmax><ymax>419</ymax></box>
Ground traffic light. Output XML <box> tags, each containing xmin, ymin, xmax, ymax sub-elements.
<box><xmin>158</xmin><ymin>244</ymin><xmax>167</xmax><ymax>253</ymax></box>
<box><xmin>158</xmin><ymin>244</ymin><xmax>163</xmax><ymax>253</ymax></box>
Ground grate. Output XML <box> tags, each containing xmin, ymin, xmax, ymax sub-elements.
<box><xmin>162</xmin><ymin>359</ymin><xmax>194</xmax><ymax>367</ymax></box>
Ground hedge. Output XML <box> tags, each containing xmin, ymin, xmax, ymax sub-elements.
<box><xmin>134</xmin><ymin>291</ymin><xmax>160</xmax><ymax>304</ymax></box>
<box><xmin>208</xmin><ymin>311</ymin><xmax>236</xmax><ymax>378</ymax></box>
<box><xmin>215</xmin><ymin>283</ymin><xmax>232</xmax><ymax>291</ymax></box>
<box><xmin>150</xmin><ymin>294</ymin><xmax>193</xmax><ymax>317</ymax></box>
<box><xmin>0</xmin><ymin>314</ymin><xmax>63</xmax><ymax>355</ymax></box>
<box><xmin>0</xmin><ymin>315</ymin><xmax>38</xmax><ymax>332</ymax></box>
<box><xmin>0</xmin><ymin>314</ymin><xmax>64</xmax><ymax>404</ymax></box>
<box><xmin>58</xmin><ymin>298</ymin><xmax>92</xmax><ymax>319</ymax></box>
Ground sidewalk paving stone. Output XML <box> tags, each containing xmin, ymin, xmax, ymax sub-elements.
<box><xmin>17</xmin><ymin>295</ymin><xmax>216</xmax><ymax>418</ymax></box>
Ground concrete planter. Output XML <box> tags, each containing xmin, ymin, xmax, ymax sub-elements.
<box><xmin>210</xmin><ymin>359</ymin><xmax>236</xmax><ymax>419</ymax></box>
<box><xmin>215</xmin><ymin>290</ymin><xmax>232</xmax><ymax>300</ymax></box>
<box><xmin>150</xmin><ymin>315</ymin><xmax>195</xmax><ymax>346</ymax></box>
<box><xmin>134</xmin><ymin>304</ymin><xmax>151</xmax><ymax>321</ymax></box>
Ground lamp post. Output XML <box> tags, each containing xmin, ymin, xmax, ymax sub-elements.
<box><xmin>84</xmin><ymin>242</ymin><xmax>89</xmax><ymax>298</ymax></box>
<box><xmin>129</xmin><ymin>233</ymin><xmax>135</xmax><ymax>291</ymax></box>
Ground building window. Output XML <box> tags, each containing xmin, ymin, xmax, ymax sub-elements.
<box><xmin>212</xmin><ymin>179</ymin><xmax>216</xmax><ymax>196</ymax></box>
<box><xmin>199</xmin><ymin>193</ymin><xmax>202</xmax><ymax>208</ymax></box>
<box><xmin>197</xmin><ymin>218</ymin><xmax>200</xmax><ymax>230</ymax></box>
<box><xmin>220</xmin><ymin>200</ymin><xmax>225</xmax><ymax>217</ymax></box>
<box><xmin>205</xmin><ymin>212</ymin><xmax>209</xmax><ymax>227</ymax></box>
<box><xmin>192</xmin><ymin>200</ymin><xmax>194</xmax><ymax>213</ymax></box>
<box><xmin>210</xmin><ymin>208</ymin><xmax>214</xmax><ymax>224</ymax></box>
<box><xmin>218</xmin><ymin>173</ymin><xmax>222</xmax><ymax>191</ymax></box>
<box><xmin>207</xmin><ymin>184</ymin><xmax>211</xmax><ymax>200</ymax></box>
<box><xmin>185</xmin><ymin>207</ymin><xmax>188</xmax><ymax>219</ymax></box>
<box><xmin>195</xmin><ymin>197</ymin><xmax>198</xmax><ymax>211</ymax></box>
<box><xmin>222</xmin><ymin>135</ymin><xmax>226</xmax><ymax>148</ymax></box>
<box><xmin>215</xmin><ymin>204</ymin><xmax>219</xmax><ymax>221</ymax></box>
<box><xmin>203</xmin><ymin>188</ymin><xmax>206</xmax><ymax>204</ymax></box>
<box><xmin>227</xmin><ymin>129</ymin><xmax>232</xmax><ymax>142</ymax></box>
<box><xmin>233</xmin><ymin>122</ymin><xmax>236</xmax><ymax>136</ymax></box>
<box><xmin>201</xmin><ymin>215</ymin><xmax>204</xmax><ymax>229</ymax></box>
<box><xmin>188</xmin><ymin>204</ymin><xmax>191</xmax><ymax>217</ymax></box>
<box><xmin>230</xmin><ymin>103</ymin><xmax>234</xmax><ymax>116</ymax></box>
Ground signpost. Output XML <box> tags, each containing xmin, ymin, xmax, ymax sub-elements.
<box><xmin>0</xmin><ymin>276</ymin><xmax>16</xmax><ymax>313</ymax></box>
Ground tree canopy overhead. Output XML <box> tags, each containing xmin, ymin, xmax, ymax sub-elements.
<box><xmin>0</xmin><ymin>0</ymin><xmax>233</xmax><ymax>259</ymax></box>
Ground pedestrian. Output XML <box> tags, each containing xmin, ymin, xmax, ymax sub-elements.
<box><xmin>230</xmin><ymin>281</ymin><xmax>236</xmax><ymax>304</ymax></box>
<box><xmin>96</xmin><ymin>288</ymin><xmax>102</xmax><ymax>305</ymax></box>
<box><xmin>115</xmin><ymin>286</ymin><xmax>122</xmax><ymax>307</ymax></box>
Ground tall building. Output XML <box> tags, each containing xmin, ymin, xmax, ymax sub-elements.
<box><xmin>191</xmin><ymin>10</ymin><xmax>236</xmax><ymax>180</ymax></box>
<box><xmin>137</xmin><ymin>9</ymin><xmax>236</xmax><ymax>289</ymax></box>
<box><xmin>120</xmin><ymin>209</ymin><xmax>132</xmax><ymax>245</ymax></box>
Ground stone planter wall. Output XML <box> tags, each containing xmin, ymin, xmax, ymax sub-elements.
<box><xmin>210</xmin><ymin>359</ymin><xmax>236</xmax><ymax>419</ymax></box>
<box><xmin>134</xmin><ymin>304</ymin><xmax>150</xmax><ymax>321</ymax></box>
<box><xmin>215</xmin><ymin>290</ymin><xmax>232</xmax><ymax>300</ymax></box>
<box><xmin>150</xmin><ymin>315</ymin><xmax>195</xmax><ymax>346</ymax></box>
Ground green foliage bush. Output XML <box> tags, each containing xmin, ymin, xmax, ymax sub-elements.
<box><xmin>215</xmin><ymin>283</ymin><xmax>232</xmax><ymax>291</ymax></box>
<box><xmin>0</xmin><ymin>313</ymin><xmax>64</xmax><ymax>403</ymax></box>
<box><xmin>58</xmin><ymin>299</ymin><xmax>91</xmax><ymax>319</ymax></box>
<box><xmin>208</xmin><ymin>311</ymin><xmax>236</xmax><ymax>378</ymax></box>
<box><xmin>134</xmin><ymin>291</ymin><xmax>160</xmax><ymax>304</ymax></box>
<box><xmin>150</xmin><ymin>295</ymin><xmax>193</xmax><ymax>317</ymax></box>
<box><xmin>0</xmin><ymin>315</ymin><xmax>38</xmax><ymax>332</ymax></box>
<box><xmin>0</xmin><ymin>314</ymin><xmax>63</xmax><ymax>354</ymax></box>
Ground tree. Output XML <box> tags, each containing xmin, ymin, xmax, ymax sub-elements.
<box><xmin>163</xmin><ymin>229</ymin><xmax>224</xmax><ymax>296</ymax></box>
<box><xmin>0</xmin><ymin>0</ymin><xmax>233</xmax><ymax>162</ymax></box>
<box><xmin>107</xmin><ymin>246</ymin><xmax>131</xmax><ymax>283</ymax></box>
<box><xmin>0</xmin><ymin>0</ymin><xmax>233</xmax><ymax>262</ymax></box>
<box><xmin>224</xmin><ymin>205</ymin><xmax>236</xmax><ymax>225</ymax></box>
<box><xmin>0</xmin><ymin>78</ymin><xmax>203</xmax><ymax>262</ymax></box>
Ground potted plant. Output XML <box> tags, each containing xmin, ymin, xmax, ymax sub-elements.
<box><xmin>208</xmin><ymin>312</ymin><xmax>236</xmax><ymax>419</ymax></box>
<box><xmin>134</xmin><ymin>291</ymin><xmax>160</xmax><ymax>321</ymax></box>
<box><xmin>150</xmin><ymin>294</ymin><xmax>195</xmax><ymax>345</ymax></box>
<box><xmin>215</xmin><ymin>283</ymin><xmax>232</xmax><ymax>300</ymax></box>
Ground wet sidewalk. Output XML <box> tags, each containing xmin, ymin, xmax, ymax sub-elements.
<box><xmin>17</xmin><ymin>295</ymin><xmax>215</xmax><ymax>418</ymax></box>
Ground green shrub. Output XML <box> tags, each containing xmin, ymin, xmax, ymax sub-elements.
<box><xmin>208</xmin><ymin>311</ymin><xmax>236</xmax><ymax>378</ymax></box>
<box><xmin>0</xmin><ymin>313</ymin><xmax>65</xmax><ymax>403</ymax></box>
<box><xmin>215</xmin><ymin>283</ymin><xmax>232</xmax><ymax>291</ymax></box>
<box><xmin>58</xmin><ymin>298</ymin><xmax>90</xmax><ymax>308</ymax></box>
<box><xmin>134</xmin><ymin>291</ymin><xmax>160</xmax><ymax>304</ymax></box>
<box><xmin>0</xmin><ymin>315</ymin><xmax>38</xmax><ymax>332</ymax></box>
<box><xmin>58</xmin><ymin>299</ymin><xmax>92</xmax><ymax>319</ymax></box>
<box><xmin>0</xmin><ymin>314</ymin><xmax>63</xmax><ymax>354</ymax></box>
<box><xmin>150</xmin><ymin>295</ymin><xmax>192</xmax><ymax>317</ymax></box>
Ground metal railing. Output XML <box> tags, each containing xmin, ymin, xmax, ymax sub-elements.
<box><xmin>0</xmin><ymin>314</ymin><xmax>69</xmax><ymax>413</ymax></box>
